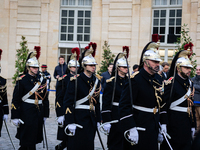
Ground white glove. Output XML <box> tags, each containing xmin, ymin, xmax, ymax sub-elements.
<box><xmin>97</xmin><ymin>122</ymin><xmax>100</xmax><ymax>129</ymax></box>
<box><xmin>57</xmin><ymin>116</ymin><xmax>65</xmax><ymax>125</ymax></box>
<box><xmin>158</xmin><ymin>132</ymin><xmax>164</xmax><ymax>143</ymax></box>
<box><xmin>68</xmin><ymin>124</ymin><xmax>77</xmax><ymax>135</ymax></box>
<box><xmin>3</xmin><ymin>114</ymin><xmax>8</xmax><ymax>122</ymax></box>
<box><xmin>43</xmin><ymin>117</ymin><xmax>47</xmax><ymax>124</ymax></box>
<box><xmin>103</xmin><ymin>123</ymin><xmax>111</xmax><ymax>134</ymax></box>
<box><xmin>161</xmin><ymin>124</ymin><xmax>167</xmax><ymax>134</ymax></box>
<box><xmin>129</xmin><ymin>127</ymin><xmax>139</xmax><ymax>145</ymax></box>
<box><xmin>11</xmin><ymin>119</ymin><xmax>20</xmax><ymax>127</ymax></box>
<box><xmin>191</xmin><ymin>128</ymin><xmax>195</xmax><ymax>137</ymax></box>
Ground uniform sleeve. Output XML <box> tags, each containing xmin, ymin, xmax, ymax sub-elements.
<box><xmin>43</xmin><ymin>80</ymin><xmax>50</xmax><ymax>118</ymax></box>
<box><xmin>11</xmin><ymin>81</ymin><xmax>23</xmax><ymax>119</ymax></box>
<box><xmin>101</xmin><ymin>81</ymin><xmax>113</xmax><ymax>123</ymax></box>
<box><xmin>94</xmin><ymin>81</ymin><xmax>101</xmax><ymax>123</ymax></box>
<box><xmin>2</xmin><ymin>81</ymin><xmax>9</xmax><ymax>114</ymax></box>
<box><xmin>54</xmin><ymin>67</ymin><xmax>57</xmax><ymax>79</ymax></box>
<box><xmin>55</xmin><ymin>80</ymin><xmax>65</xmax><ymax>117</ymax></box>
<box><xmin>119</xmin><ymin>79</ymin><xmax>137</xmax><ymax>132</ymax></box>
<box><xmin>64</xmin><ymin>80</ymin><xmax>76</xmax><ymax>125</ymax></box>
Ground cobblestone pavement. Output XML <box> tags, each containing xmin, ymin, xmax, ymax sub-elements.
<box><xmin>0</xmin><ymin>105</ymin><xmax>107</xmax><ymax>150</ymax></box>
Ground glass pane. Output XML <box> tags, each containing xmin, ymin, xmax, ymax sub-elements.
<box><xmin>61</xmin><ymin>26</ymin><xmax>67</xmax><ymax>32</ymax></box>
<box><xmin>84</xmin><ymin>27</ymin><xmax>90</xmax><ymax>33</ymax></box>
<box><xmin>77</xmin><ymin>27</ymin><xmax>83</xmax><ymax>33</ymax></box>
<box><xmin>160</xmin><ymin>36</ymin><xmax>164</xmax><ymax>42</ymax></box>
<box><xmin>78</xmin><ymin>0</ymin><xmax>84</xmax><ymax>5</ymax></box>
<box><xmin>85</xmin><ymin>0</ymin><xmax>92</xmax><ymax>6</ymax></box>
<box><xmin>68</xmin><ymin>26</ymin><xmax>74</xmax><ymax>33</ymax></box>
<box><xmin>155</xmin><ymin>0</ymin><xmax>160</xmax><ymax>5</ymax></box>
<box><xmin>77</xmin><ymin>34</ymin><xmax>82</xmax><ymax>41</ymax></box>
<box><xmin>176</xmin><ymin>27</ymin><xmax>181</xmax><ymax>34</ymax></box>
<box><xmin>169</xmin><ymin>27</ymin><xmax>174</xmax><ymax>34</ymax></box>
<box><xmin>176</xmin><ymin>18</ymin><xmax>181</xmax><ymax>25</ymax></box>
<box><xmin>153</xmin><ymin>27</ymin><xmax>158</xmax><ymax>34</ymax></box>
<box><xmin>61</xmin><ymin>34</ymin><xmax>66</xmax><ymax>40</ymax></box>
<box><xmin>154</xmin><ymin>10</ymin><xmax>159</xmax><ymax>17</ymax></box>
<box><xmin>153</xmin><ymin>19</ymin><xmax>159</xmax><ymax>26</ymax></box>
<box><xmin>67</xmin><ymin>48</ymin><xmax>72</xmax><ymax>54</ymax></box>
<box><xmin>78</xmin><ymin>11</ymin><xmax>83</xmax><ymax>17</ymax></box>
<box><xmin>69</xmin><ymin>0</ymin><xmax>75</xmax><ymax>5</ymax></box>
<box><xmin>161</xmin><ymin>10</ymin><xmax>166</xmax><ymax>17</ymax></box>
<box><xmin>84</xmin><ymin>35</ymin><xmax>90</xmax><ymax>41</ymax></box>
<box><xmin>78</xmin><ymin>19</ymin><xmax>83</xmax><ymax>25</ymax></box>
<box><xmin>68</xmin><ymin>18</ymin><xmax>74</xmax><ymax>25</ymax></box>
<box><xmin>68</xmin><ymin>34</ymin><xmax>73</xmax><ymax>41</ymax></box>
<box><xmin>85</xmin><ymin>11</ymin><xmax>91</xmax><ymax>17</ymax></box>
<box><xmin>160</xmin><ymin>19</ymin><xmax>165</xmax><ymax>25</ymax></box>
<box><xmin>62</xmin><ymin>0</ymin><xmax>68</xmax><ymax>5</ymax></box>
<box><xmin>85</xmin><ymin>19</ymin><xmax>90</xmax><ymax>25</ymax></box>
<box><xmin>177</xmin><ymin>10</ymin><xmax>182</xmax><ymax>17</ymax></box>
<box><xmin>61</xmin><ymin>18</ymin><xmax>67</xmax><ymax>25</ymax></box>
<box><xmin>169</xmin><ymin>19</ymin><xmax>175</xmax><ymax>25</ymax></box>
<box><xmin>177</xmin><ymin>0</ymin><xmax>182</xmax><ymax>4</ymax></box>
<box><xmin>62</xmin><ymin>10</ymin><xmax>67</xmax><ymax>17</ymax></box>
<box><xmin>160</xmin><ymin>27</ymin><xmax>165</xmax><ymax>34</ymax></box>
<box><xmin>170</xmin><ymin>0</ymin><xmax>176</xmax><ymax>5</ymax></box>
<box><xmin>170</xmin><ymin>10</ymin><xmax>175</xmax><ymax>17</ymax></box>
<box><xmin>60</xmin><ymin>49</ymin><xmax>66</xmax><ymax>54</ymax></box>
<box><xmin>161</xmin><ymin>0</ymin><xmax>167</xmax><ymax>5</ymax></box>
<box><xmin>69</xmin><ymin>10</ymin><xmax>74</xmax><ymax>17</ymax></box>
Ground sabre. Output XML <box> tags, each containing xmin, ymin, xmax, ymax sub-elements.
<box><xmin>4</xmin><ymin>120</ymin><xmax>16</xmax><ymax>150</ymax></box>
<box><xmin>159</xmin><ymin>123</ymin><xmax>172</xmax><ymax>150</ymax></box>
<box><xmin>43</xmin><ymin>124</ymin><xmax>48</xmax><ymax>150</ymax></box>
<box><xmin>99</xmin><ymin>120</ymin><xmax>118</xmax><ymax>135</ymax></box>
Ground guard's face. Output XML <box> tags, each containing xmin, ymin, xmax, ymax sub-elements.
<box><xmin>41</xmin><ymin>67</ymin><xmax>46</xmax><ymax>72</ymax></box>
<box><xmin>30</xmin><ymin>67</ymin><xmax>39</xmax><ymax>74</ymax></box>
<box><xmin>70</xmin><ymin>67</ymin><xmax>79</xmax><ymax>73</ymax></box>
<box><xmin>181</xmin><ymin>66</ymin><xmax>191</xmax><ymax>77</ymax></box>
<box><xmin>118</xmin><ymin>66</ymin><xmax>128</xmax><ymax>74</ymax></box>
<box><xmin>196</xmin><ymin>66</ymin><xmax>200</xmax><ymax>75</ymax></box>
<box><xmin>147</xmin><ymin>60</ymin><xmax>160</xmax><ymax>73</ymax></box>
<box><xmin>86</xmin><ymin>65</ymin><xmax>96</xmax><ymax>73</ymax></box>
<box><xmin>108</xmin><ymin>65</ymin><xmax>113</xmax><ymax>73</ymax></box>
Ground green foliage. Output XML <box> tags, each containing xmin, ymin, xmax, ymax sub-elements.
<box><xmin>97</xmin><ymin>41</ymin><xmax>115</xmax><ymax>75</ymax></box>
<box><xmin>175</xmin><ymin>24</ymin><xmax>197</xmax><ymax>78</ymax></box>
<box><xmin>12</xmin><ymin>36</ymin><xmax>29</xmax><ymax>85</ymax></box>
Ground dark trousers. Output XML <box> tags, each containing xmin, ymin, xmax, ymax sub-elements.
<box><xmin>18</xmin><ymin>145</ymin><xmax>36</xmax><ymax>150</ymax></box>
<box><xmin>160</xmin><ymin>139</ymin><xmax>191</xmax><ymax>150</ymax></box>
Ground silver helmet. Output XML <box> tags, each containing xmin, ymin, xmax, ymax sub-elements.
<box><xmin>176</xmin><ymin>50</ymin><xmax>193</xmax><ymax>68</ymax></box>
<box><xmin>26</xmin><ymin>46</ymin><xmax>40</xmax><ymax>68</ymax></box>
<box><xmin>68</xmin><ymin>47</ymin><xmax>80</xmax><ymax>69</ymax></box>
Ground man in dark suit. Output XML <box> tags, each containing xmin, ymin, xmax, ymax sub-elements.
<box><xmin>101</xmin><ymin>63</ymin><xmax>113</xmax><ymax>92</ymax></box>
<box><xmin>161</xmin><ymin>62</ymin><xmax>169</xmax><ymax>80</ymax></box>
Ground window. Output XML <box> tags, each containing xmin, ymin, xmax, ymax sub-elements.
<box><xmin>152</xmin><ymin>0</ymin><xmax>182</xmax><ymax>62</ymax></box>
<box><xmin>60</xmin><ymin>0</ymin><xmax>92</xmax><ymax>42</ymax></box>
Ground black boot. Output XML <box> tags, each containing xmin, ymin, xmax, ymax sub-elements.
<box><xmin>55</xmin><ymin>141</ymin><xmax>66</xmax><ymax>150</ymax></box>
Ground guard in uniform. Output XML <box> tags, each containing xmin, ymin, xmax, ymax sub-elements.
<box><xmin>55</xmin><ymin>47</ymin><xmax>80</xmax><ymax>150</ymax></box>
<box><xmin>0</xmin><ymin>49</ymin><xmax>9</xmax><ymax>137</ymax></box>
<box><xmin>41</xmin><ymin>64</ymin><xmax>51</xmax><ymax>90</ymax></box>
<box><xmin>160</xmin><ymin>49</ymin><xmax>196</xmax><ymax>150</ymax></box>
<box><xmin>64</xmin><ymin>42</ymin><xmax>101</xmax><ymax>150</ymax></box>
<box><xmin>11</xmin><ymin>47</ymin><xmax>49</xmax><ymax>150</ymax></box>
<box><xmin>101</xmin><ymin>46</ymin><xmax>129</xmax><ymax>150</ymax></box>
<box><xmin>119</xmin><ymin>41</ymin><xmax>164</xmax><ymax>150</ymax></box>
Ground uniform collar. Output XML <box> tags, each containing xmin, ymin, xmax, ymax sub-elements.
<box><xmin>176</xmin><ymin>73</ymin><xmax>189</xmax><ymax>89</ymax></box>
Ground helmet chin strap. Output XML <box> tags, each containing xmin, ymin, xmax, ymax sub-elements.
<box><xmin>144</xmin><ymin>60</ymin><xmax>158</xmax><ymax>74</ymax></box>
<box><xmin>27</xmin><ymin>67</ymin><xmax>38</xmax><ymax>76</ymax></box>
<box><xmin>178</xmin><ymin>66</ymin><xmax>188</xmax><ymax>79</ymax></box>
<box><xmin>117</xmin><ymin>67</ymin><xmax>126</xmax><ymax>76</ymax></box>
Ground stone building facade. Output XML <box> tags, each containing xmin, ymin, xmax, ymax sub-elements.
<box><xmin>0</xmin><ymin>0</ymin><xmax>200</xmax><ymax>103</ymax></box>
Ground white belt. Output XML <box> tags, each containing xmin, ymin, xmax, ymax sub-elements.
<box><xmin>75</xmin><ymin>105</ymin><xmax>95</xmax><ymax>110</ymax></box>
<box><xmin>112</xmin><ymin>102</ymin><xmax>119</xmax><ymax>106</ymax></box>
<box><xmin>170</xmin><ymin>106</ymin><xmax>188</xmax><ymax>113</ymax></box>
<box><xmin>23</xmin><ymin>99</ymin><xmax>42</xmax><ymax>104</ymax></box>
<box><xmin>132</xmin><ymin>105</ymin><xmax>158</xmax><ymax>113</ymax></box>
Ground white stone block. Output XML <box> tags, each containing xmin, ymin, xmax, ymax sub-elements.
<box><xmin>109</xmin><ymin>9</ymin><xmax>132</xmax><ymax>17</ymax></box>
<box><xmin>17</xmin><ymin>14</ymin><xmax>41</xmax><ymax>21</ymax></box>
<box><xmin>18</xmin><ymin>7</ymin><xmax>41</xmax><ymax>14</ymax></box>
<box><xmin>17</xmin><ymin>21</ymin><xmax>40</xmax><ymax>29</ymax></box>
<box><xmin>110</xmin><ymin>3</ymin><xmax>132</xmax><ymax>9</ymax></box>
<box><xmin>108</xmin><ymin>31</ymin><xmax>131</xmax><ymax>38</ymax></box>
<box><xmin>109</xmin><ymin>17</ymin><xmax>131</xmax><ymax>24</ymax></box>
<box><xmin>109</xmin><ymin>24</ymin><xmax>131</xmax><ymax>32</ymax></box>
<box><xmin>17</xmin><ymin>28</ymin><xmax>40</xmax><ymax>36</ymax></box>
<box><xmin>109</xmin><ymin>38</ymin><xmax>130</xmax><ymax>46</ymax></box>
<box><xmin>18</xmin><ymin>1</ymin><xmax>41</xmax><ymax>7</ymax></box>
<box><xmin>16</xmin><ymin>35</ymin><xmax>40</xmax><ymax>43</ymax></box>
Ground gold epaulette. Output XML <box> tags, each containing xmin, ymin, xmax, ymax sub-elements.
<box><xmin>106</xmin><ymin>77</ymin><xmax>115</xmax><ymax>83</ymax></box>
<box><xmin>164</xmin><ymin>77</ymin><xmax>174</xmax><ymax>85</ymax></box>
<box><xmin>130</xmin><ymin>71</ymin><xmax>139</xmax><ymax>78</ymax></box>
<box><xmin>70</xmin><ymin>74</ymin><xmax>80</xmax><ymax>81</ymax></box>
<box><xmin>58</xmin><ymin>74</ymin><xmax>67</xmax><ymax>81</ymax></box>
<box><xmin>16</xmin><ymin>74</ymin><xmax>25</xmax><ymax>81</ymax></box>
<box><xmin>95</xmin><ymin>74</ymin><xmax>103</xmax><ymax>80</ymax></box>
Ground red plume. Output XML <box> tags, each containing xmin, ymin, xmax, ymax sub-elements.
<box><xmin>34</xmin><ymin>46</ymin><xmax>41</xmax><ymax>59</ymax></box>
<box><xmin>184</xmin><ymin>42</ymin><xmax>194</xmax><ymax>58</ymax></box>
<box><xmin>91</xmin><ymin>42</ymin><xmax>97</xmax><ymax>57</ymax></box>
<box><xmin>152</xmin><ymin>34</ymin><xmax>162</xmax><ymax>42</ymax></box>
<box><xmin>71</xmin><ymin>47</ymin><xmax>80</xmax><ymax>60</ymax></box>
<box><xmin>0</xmin><ymin>49</ymin><xmax>2</xmax><ymax>60</ymax></box>
<box><xmin>85</xmin><ymin>46</ymin><xmax>89</xmax><ymax>50</ymax></box>
<box><xmin>122</xmin><ymin>46</ymin><xmax>129</xmax><ymax>58</ymax></box>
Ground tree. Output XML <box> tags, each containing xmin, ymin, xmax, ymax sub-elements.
<box><xmin>176</xmin><ymin>24</ymin><xmax>197</xmax><ymax>78</ymax></box>
<box><xmin>12</xmin><ymin>36</ymin><xmax>29</xmax><ymax>85</ymax></box>
<box><xmin>97</xmin><ymin>41</ymin><xmax>115</xmax><ymax>75</ymax></box>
